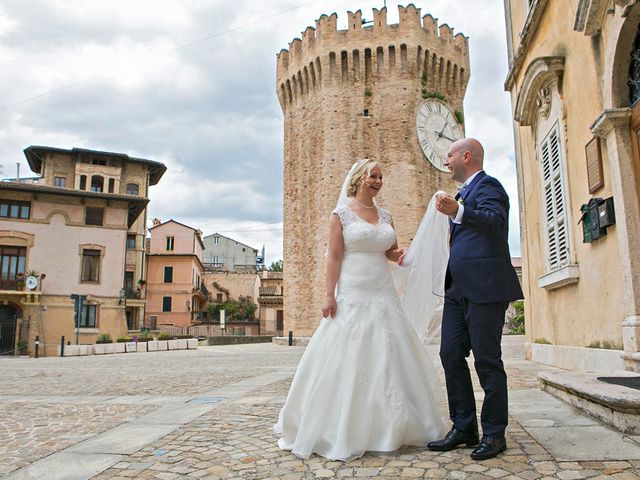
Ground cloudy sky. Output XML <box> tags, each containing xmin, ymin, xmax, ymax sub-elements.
<box><xmin>0</xmin><ymin>0</ymin><xmax>519</xmax><ymax>263</ymax></box>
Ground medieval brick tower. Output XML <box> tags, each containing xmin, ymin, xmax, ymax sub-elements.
<box><xmin>276</xmin><ymin>5</ymin><xmax>470</xmax><ymax>337</ymax></box>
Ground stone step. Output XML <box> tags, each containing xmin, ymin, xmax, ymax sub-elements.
<box><xmin>539</xmin><ymin>370</ymin><xmax>640</xmax><ymax>435</ymax></box>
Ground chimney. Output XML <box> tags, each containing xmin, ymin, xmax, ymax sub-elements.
<box><xmin>16</xmin><ymin>163</ymin><xmax>20</xmax><ymax>181</ymax></box>
<box><xmin>152</xmin><ymin>218</ymin><xmax>161</xmax><ymax>227</ymax></box>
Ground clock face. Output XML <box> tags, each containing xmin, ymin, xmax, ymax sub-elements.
<box><xmin>25</xmin><ymin>276</ymin><xmax>38</xmax><ymax>290</ymax></box>
<box><xmin>416</xmin><ymin>99</ymin><xmax>463</xmax><ymax>172</ymax></box>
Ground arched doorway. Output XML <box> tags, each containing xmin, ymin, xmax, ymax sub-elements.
<box><xmin>628</xmin><ymin>23</ymin><xmax>640</xmax><ymax>202</ymax></box>
<box><xmin>0</xmin><ymin>304</ymin><xmax>18</xmax><ymax>355</ymax></box>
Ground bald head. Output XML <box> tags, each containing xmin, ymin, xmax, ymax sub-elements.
<box><xmin>445</xmin><ymin>137</ymin><xmax>485</xmax><ymax>183</ymax></box>
<box><xmin>452</xmin><ymin>138</ymin><xmax>484</xmax><ymax>168</ymax></box>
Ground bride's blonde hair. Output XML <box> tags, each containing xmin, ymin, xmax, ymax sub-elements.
<box><xmin>347</xmin><ymin>159</ymin><xmax>380</xmax><ymax>197</ymax></box>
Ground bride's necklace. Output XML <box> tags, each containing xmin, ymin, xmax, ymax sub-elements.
<box><xmin>352</xmin><ymin>198</ymin><xmax>376</xmax><ymax>209</ymax></box>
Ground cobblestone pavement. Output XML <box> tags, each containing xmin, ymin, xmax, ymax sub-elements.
<box><xmin>0</xmin><ymin>402</ymin><xmax>155</xmax><ymax>475</ymax></box>
<box><xmin>2</xmin><ymin>337</ymin><xmax>640</xmax><ymax>479</ymax></box>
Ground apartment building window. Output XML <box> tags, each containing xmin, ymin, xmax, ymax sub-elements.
<box><xmin>126</xmin><ymin>234</ymin><xmax>136</xmax><ymax>249</ymax></box>
<box><xmin>0</xmin><ymin>201</ymin><xmax>30</xmax><ymax>219</ymax></box>
<box><xmin>164</xmin><ymin>266</ymin><xmax>173</xmax><ymax>283</ymax></box>
<box><xmin>162</xmin><ymin>296</ymin><xmax>172</xmax><ymax>312</ymax></box>
<box><xmin>0</xmin><ymin>246</ymin><xmax>26</xmax><ymax>289</ymax></box>
<box><xmin>81</xmin><ymin>249</ymin><xmax>101</xmax><ymax>282</ymax></box>
<box><xmin>90</xmin><ymin>175</ymin><xmax>104</xmax><ymax>192</ymax></box>
<box><xmin>124</xmin><ymin>271</ymin><xmax>134</xmax><ymax>291</ymax></box>
<box><xmin>213</xmin><ymin>236</ymin><xmax>219</xmax><ymax>245</ymax></box>
<box><xmin>79</xmin><ymin>175</ymin><xmax>87</xmax><ymax>190</ymax></box>
<box><xmin>79</xmin><ymin>304</ymin><xmax>97</xmax><ymax>328</ymax></box>
<box><xmin>108</xmin><ymin>178</ymin><xmax>115</xmax><ymax>193</ymax></box>
<box><xmin>166</xmin><ymin>236</ymin><xmax>175</xmax><ymax>251</ymax></box>
<box><xmin>85</xmin><ymin>207</ymin><xmax>104</xmax><ymax>226</ymax></box>
<box><xmin>54</xmin><ymin>177</ymin><xmax>66</xmax><ymax>187</ymax></box>
<box><xmin>540</xmin><ymin>123</ymin><xmax>570</xmax><ymax>270</ymax></box>
<box><xmin>126</xmin><ymin>183</ymin><xmax>139</xmax><ymax>196</ymax></box>
<box><xmin>213</xmin><ymin>255</ymin><xmax>220</xmax><ymax>265</ymax></box>
<box><xmin>216</xmin><ymin>293</ymin><xmax>223</xmax><ymax>302</ymax></box>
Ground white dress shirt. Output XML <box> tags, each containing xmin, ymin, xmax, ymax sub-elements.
<box><xmin>452</xmin><ymin>170</ymin><xmax>483</xmax><ymax>224</ymax></box>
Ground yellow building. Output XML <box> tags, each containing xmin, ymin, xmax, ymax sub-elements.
<box><xmin>504</xmin><ymin>0</ymin><xmax>640</xmax><ymax>372</ymax></box>
<box><xmin>257</xmin><ymin>270</ymin><xmax>284</xmax><ymax>335</ymax></box>
<box><xmin>0</xmin><ymin>146</ymin><xmax>165</xmax><ymax>356</ymax></box>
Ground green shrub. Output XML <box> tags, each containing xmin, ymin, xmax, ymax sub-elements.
<box><xmin>116</xmin><ymin>335</ymin><xmax>132</xmax><ymax>343</ymax></box>
<box><xmin>207</xmin><ymin>296</ymin><xmax>256</xmax><ymax>321</ymax></box>
<box><xmin>17</xmin><ymin>339</ymin><xmax>28</xmax><ymax>351</ymax></box>
<box><xmin>96</xmin><ymin>333</ymin><xmax>112</xmax><ymax>344</ymax></box>
<box><xmin>158</xmin><ymin>332</ymin><xmax>172</xmax><ymax>340</ymax></box>
<box><xmin>508</xmin><ymin>300</ymin><xmax>525</xmax><ymax>335</ymax></box>
<box><xmin>454</xmin><ymin>109</ymin><xmax>464</xmax><ymax>125</ymax></box>
<box><xmin>364</xmin><ymin>89</ymin><xmax>373</xmax><ymax>97</ymax></box>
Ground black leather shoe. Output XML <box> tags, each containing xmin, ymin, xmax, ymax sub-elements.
<box><xmin>470</xmin><ymin>435</ymin><xmax>507</xmax><ymax>460</ymax></box>
<box><xmin>427</xmin><ymin>427</ymin><xmax>479</xmax><ymax>451</ymax></box>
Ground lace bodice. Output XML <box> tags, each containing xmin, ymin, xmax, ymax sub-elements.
<box><xmin>332</xmin><ymin>205</ymin><xmax>396</xmax><ymax>254</ymax></box>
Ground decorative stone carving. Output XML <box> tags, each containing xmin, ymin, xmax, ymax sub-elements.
<box><xmin>514</xmin><ymin>56</ymin><xmax>565</xmax><ymax>126</ymax></box>
<box><xmin>536</xmin><ymin>86</ymin><xmax>552</xmax><ymax>119</ymax></box>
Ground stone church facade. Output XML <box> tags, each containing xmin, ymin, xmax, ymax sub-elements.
<box><xmin>504</xmin><ymin>0</ymin><xmax>640</xmax><ymax>372</ymax></box>
<box><xmin>277</xmin><ymin>5</ymin><xmax>469</xmax><ymax>336</ymax></box>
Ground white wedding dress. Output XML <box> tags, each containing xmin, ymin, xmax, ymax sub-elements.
<box><xmin>274</xmin><ymin>204</ymin><xmax>445</xmax><ymax>461</ymax></box>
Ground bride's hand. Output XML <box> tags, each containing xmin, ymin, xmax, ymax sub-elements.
<box><xmin>386</xmin><ymin>247</ymin><xmax>404</xmax><ymax>263</ymax></box>
<box><xmin>322</xmin><ymin>294</ymin><xmax>337</xmax><ymax>318</ymax></box>
<box><xmin>398</xmin><ymin>250</ymin><xmax>407</xmax><ymax>266</ymax></box>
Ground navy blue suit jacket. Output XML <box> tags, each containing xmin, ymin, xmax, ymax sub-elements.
<box><xmin>445</xmin><ymin>171</ymin><xmax>523</xmax><ymax>304</ymax></box>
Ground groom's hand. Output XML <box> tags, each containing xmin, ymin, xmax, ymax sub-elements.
<box><xmin>436</xmin><ymin>194</ymin><xmax>459</xmax><ymax>217</ymax></box>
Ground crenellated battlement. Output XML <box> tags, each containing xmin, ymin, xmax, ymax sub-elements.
<box><xmin>276</xmin><ymin>5</ymin><xmax>469</xmax><ymax>112</ymax></box>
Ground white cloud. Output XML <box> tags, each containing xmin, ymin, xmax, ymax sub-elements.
<box><xmin>0</xmin><ymin>0</ymin><xmax>520</xmax><ymax>262</ymax></box>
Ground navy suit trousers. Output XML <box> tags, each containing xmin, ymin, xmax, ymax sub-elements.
<box><xmin>440</xmin><ymin>283</ymin><xmax>509</xmax><ymax>438</ymax></box>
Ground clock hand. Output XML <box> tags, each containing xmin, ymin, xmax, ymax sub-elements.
<box><xmin>440</xmin><ymin>132</ymin><xmax>456</xmax><ymax>142</ymax></box>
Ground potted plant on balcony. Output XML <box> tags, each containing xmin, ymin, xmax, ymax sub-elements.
<box><xmin>16</xmin><ymin>272</ymin><xmax>25</xmax><ymax>290</ymax></box>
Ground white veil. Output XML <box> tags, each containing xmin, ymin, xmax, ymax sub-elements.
<box><xmin>335</xmin><ymin>159</ymin><xmax>371</xmax><ymax>209</ymax></box>
<box><xmin>395</xmin><ymin>192</ymin><xmax>450</xmax><ymax>345</ymax></box>
<box><xmin>335</xmin><ymin>161</ymin><xmax>450</xmax><ymax>346</ymax></box>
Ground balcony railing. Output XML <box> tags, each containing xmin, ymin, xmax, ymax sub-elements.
<box><xmin>0</xmin><ymin>279</ymin><xmax>19</xmax><ymax>290</ymax></box>
<box><xmin>125</xmin><ymin>288</ymin><xmax>145</xmax><ymax>300</ymax></box>
<box><xmin>193</xmin><ymin>283</ymin><xmax>210</xmax><ymax>299</ymax></box>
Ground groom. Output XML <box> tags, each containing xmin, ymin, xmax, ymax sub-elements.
<box><xmin>429</xmin><ymin>138</ymin><xmax>523</xmax><ymax>460</ymax></box>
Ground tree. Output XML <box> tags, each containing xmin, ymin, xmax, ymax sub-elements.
<box><xmin>268</xmin><ymin>260</ymin><xmax>283</xmax><ymax>272</ymax></box>
<box><xmin>207</xmin><ymin>296</ymin><xmax>256</xmax><ymax>321</ymax></box>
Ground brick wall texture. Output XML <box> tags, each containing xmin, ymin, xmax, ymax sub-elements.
<box><xmin>276</xmin><ymin>5</ymin><xmax>470</xmax><ymax>336</ymax></box>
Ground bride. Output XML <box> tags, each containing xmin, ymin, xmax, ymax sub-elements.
<box><xmin>273</xmin><ymin>159</ymin><xmax>450</xmax><ymax>461</ymax></box>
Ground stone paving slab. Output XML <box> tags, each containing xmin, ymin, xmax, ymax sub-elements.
<box><xmin>68</xmin><ymin>424</ymin><xmax>181</xmax><ymax>455</ymax></box>
<box><xmin>525</xmin><ymin>424</ymin><xmax>640</xmax><ymax>462</ymax></box>
<box><xmin>4</xmin><ymin>452</ymin><xmax>124</xmax><ymax>480</ymax></box>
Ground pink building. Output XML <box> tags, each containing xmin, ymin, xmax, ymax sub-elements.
<box><xmin>145</xmin><ymin>219</ymin><xmax>209</xmax><ymax>327</ymax></box>
<box><xmin>0</xmin><ymin>146</ymin><xmax>165</xmax><ymax>356</ymax></box>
